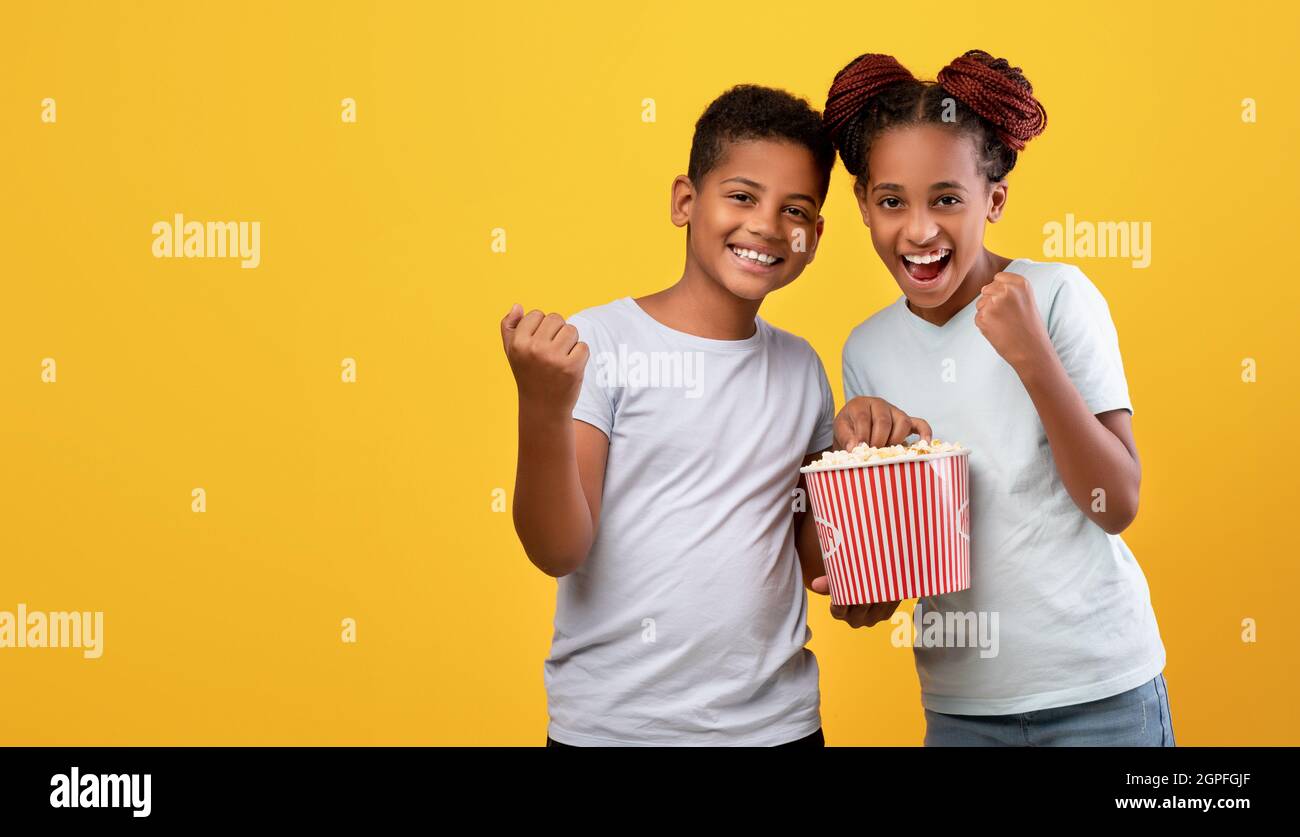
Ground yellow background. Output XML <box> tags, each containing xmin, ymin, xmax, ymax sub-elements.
<box><xmin>2</xmin><ymin>1</ymin><xmax>1296</xmax><ymax>745</ymax></box>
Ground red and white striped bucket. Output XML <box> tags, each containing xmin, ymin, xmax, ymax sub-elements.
<box><xmin>800</xmin><ymin>450</ymin><xmax>971</xmax><ymax>606</ymax></box>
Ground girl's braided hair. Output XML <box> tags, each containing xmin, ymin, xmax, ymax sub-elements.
<box><xmin>823</xmin><ymin>50</ymin><xmax>1047</xmax><ymax>184</ymax></box>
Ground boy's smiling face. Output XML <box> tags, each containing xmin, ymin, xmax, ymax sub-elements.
<box><xmin>853</xmin><ymin>124</ymin><xmax>1007</xmax><ymax>311</ymax></box>
<box><xmin>673</xmin><ymin>138</ymin><xmax>825</xmax><ymax>301</ymax></box>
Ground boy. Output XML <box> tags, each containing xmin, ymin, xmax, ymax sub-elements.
<box><xmin>499</xmin><ymin>85</ymin><xmax>918</xmax><ymax>746</ymax></box>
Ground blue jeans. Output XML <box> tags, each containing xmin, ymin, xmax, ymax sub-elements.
<box><xmin>924</xmin><ymin>673</ymin><xmax>1175</xmax><ymax>746</ymax></box>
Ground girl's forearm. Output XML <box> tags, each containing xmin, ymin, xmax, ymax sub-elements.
<box><xmin>513</xmin><ymin>405</ymin><xmax>595</xmax><ymax>576</ymax></box>
<box><xmin>1015</xmin><ymin>351</ymin><xmax>1140</xmax><ymax>534</ymax></box>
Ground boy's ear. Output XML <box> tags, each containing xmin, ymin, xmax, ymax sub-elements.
<box><xmin>852</xmin><ymin>179</ymin><xmax>872</xmax><ymax>228</ymax></box>
<box><xmin>805</xmin><ymin>215</ymin><xmax>826</xmax><ymax>264</ymax></box>
<box><xmin>987</xmin><ymin>180</ymin><xmax>1009</xmax><ymax>223</ymax></box>
<box><xmin>670</xmin><ymin>175</ymin><xmax>696</xmax><ymax>228</ymax></box>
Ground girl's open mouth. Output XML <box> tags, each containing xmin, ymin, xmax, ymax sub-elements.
<box><xmin>901</xmin><ymin>248</ymin><xmax>952</xmax><ymax>285</ymax></box>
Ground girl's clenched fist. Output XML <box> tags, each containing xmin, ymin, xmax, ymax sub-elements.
<box><xmin>973</xmin><ymin>272</ymin><xmax>1052</xmax><ymax>373</ymax></box>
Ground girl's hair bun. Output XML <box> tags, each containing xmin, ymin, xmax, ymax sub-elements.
<box><xmin>936</xmin><ymin>49</ymin><xmax>1047</xmax><ymax>151</ymax></box>
<box><xmin>823</xmin><ymin>53</ymin><xmax>917</xmax><ymax>144</ymax></box>
<box><xmin>823</xmin><ymin>53</ymin><xmax>918</xmax><ymax>177</ymax></box>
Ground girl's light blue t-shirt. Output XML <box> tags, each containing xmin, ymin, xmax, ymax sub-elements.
<box><xmin>842</xmin><ymin>258</ymin><xmax>1167</xmax><ymax>715</ymax></box>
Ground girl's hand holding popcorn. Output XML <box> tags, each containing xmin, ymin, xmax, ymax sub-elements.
<box><xmin>834</xmin><ymin>396</ymin><xmax>933</xmax><ymax>450</ymax></box>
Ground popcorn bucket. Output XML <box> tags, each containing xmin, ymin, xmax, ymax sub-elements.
<box><xmin>800</xmin><ymin>450</ymin><xmax>971</xmax><ymax>606</ymax></box>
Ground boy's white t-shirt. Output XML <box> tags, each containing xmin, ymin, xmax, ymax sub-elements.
<box><xmin>546</xmin><ymin>296</ymin><xmax>835</xmax><ymax>746</ymax></box>
<box><xmin>842</xmin><ymin>258</ymin><xmax>1166</xmax><ymax>715</ymax></box>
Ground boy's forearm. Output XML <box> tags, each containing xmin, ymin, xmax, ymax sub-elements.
<box><xmin>795</xmin><ymin>510</ymin><xmax>825</xmax><ymax>591</ymax></box>
<box><xmin>513</xmin><ymin>405</ymin><xmax>595</xmax><ymax>577</ymax></box>
<box><xmin>1015</xmin><ymin>352</ymin><xmax>1140</xmax><ymax>534</ymax></box>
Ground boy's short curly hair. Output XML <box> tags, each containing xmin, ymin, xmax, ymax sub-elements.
<box><xmin>687</xmin><ymin>84</ymin><xmax>836</xmax><ymax>204</ymax></box>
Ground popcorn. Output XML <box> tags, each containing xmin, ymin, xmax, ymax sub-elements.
<box><xmin>802</xmin><ymin>438</ymin><xmax>972</xmax><ymax>604</ymax></box>
<box><xmin>807</xmin><ymin>439</ymin><xmax>964</xmax><ymax>470</ymax></box>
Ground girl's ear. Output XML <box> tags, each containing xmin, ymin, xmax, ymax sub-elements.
<box><xmin>987</xmin><ymin>180</ymin><xmax>1009</xmax><ymax>223</ymax></box>
<box><xmin>671</xmin><ymin>175</ymin><xmax>696</xmax><ymax>228</ymax></box>
<box><xmin>852</xmin><ymin>179</ymin><xmax>872</xmax><ymax>228</ymax></box>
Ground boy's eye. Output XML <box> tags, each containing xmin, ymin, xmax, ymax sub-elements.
<box><xmin>729</xmin><ymin>193</ymin><xmax>755</xmax><ymax>203</ymax></box>
<box><xmin>785</xmin><ymin>207</ymin><xmax>809</xmax><ymax>219</ymax></box>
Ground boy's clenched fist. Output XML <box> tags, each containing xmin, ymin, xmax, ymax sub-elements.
<box><xmin>500</xmin><ymin>303</ymin><xmax>590</xmax><ymax>412</ymax></box>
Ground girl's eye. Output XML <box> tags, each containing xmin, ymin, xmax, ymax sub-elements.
<box><xmin>878</xmin><ymin>197</ymin><xmax>902</xmax><ymax>209</ymax></box>
<box><xmin>935</xmin><ymin>195</ymin><xmax>962</xmax><ymax>207</ymax></box>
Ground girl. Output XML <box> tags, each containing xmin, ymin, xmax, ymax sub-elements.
<box><xmin>817</xmin><ymin>50</ymin><xmax>1174</xmax><ymax>746</ymax></box>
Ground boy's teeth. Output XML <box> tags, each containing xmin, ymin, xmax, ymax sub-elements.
<box><xmin>903</xmin><ymin>248</ymin><xmax>951</xmax><ymax>264</ymax></box>
<box><xmin>731</xmin><ymin>246</ymin><xmax>777</xmax><ymax>265</ymax></box>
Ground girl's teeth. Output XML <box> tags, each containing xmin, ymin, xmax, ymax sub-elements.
<box><xmin>903</xmin><ymin>248</ymin><xmax>951</xmax><ymax>265</ymax></box>
<box><xmin>731</xmin><ymin>246</ymin><xmax>777</xmax><ymax>265</ymax></box>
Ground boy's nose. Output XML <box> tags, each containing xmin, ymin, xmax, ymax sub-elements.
<box><xmin>746</xmin><ymin>208</ymin><xmax>783</xmax><ymax>240</ymax></box>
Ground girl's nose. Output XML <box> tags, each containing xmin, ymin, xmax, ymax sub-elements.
<box><xmin>904</xmin><ymin>207</ymin><xmax>939</xmax><ymax>245</ymax></box>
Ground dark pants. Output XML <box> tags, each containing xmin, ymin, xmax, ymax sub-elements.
<box><xmin>546</xmin><ymin>727</ymin><xmax>825</xmax><ymax>748</ymax></box>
